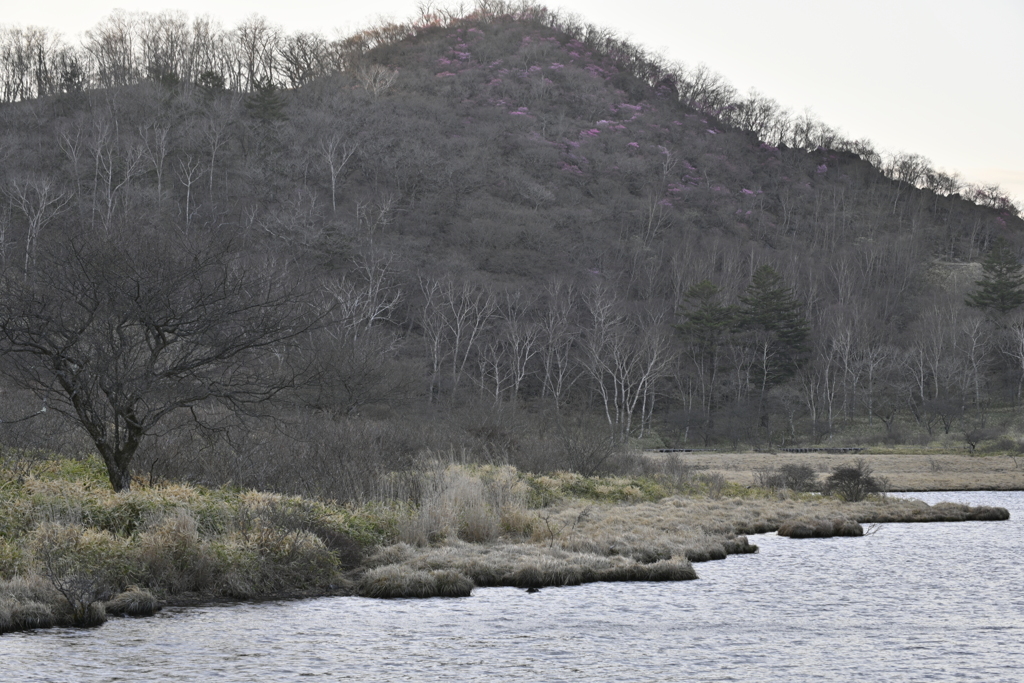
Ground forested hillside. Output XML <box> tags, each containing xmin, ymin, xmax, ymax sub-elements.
<box><xmin>1</xmin><ymin>2</ymin><xmax>1021</xmax><ymax>498</ymax></box>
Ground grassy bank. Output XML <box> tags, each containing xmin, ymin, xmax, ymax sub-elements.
<box><xmin>351</xmin><ymin>461</ymin><xmax>1008</xmax><ymax>598</ymax></box>
<box><xmin>0</xmin><ymin>451</ymin><xmax>1010</xmax><ymax>632</ymax></box>
<box><xmin>0</xmin><ymin>452</ymin><xmax>399</xmax><ymax>633</ymax></box>
<box><xmin>652</xmin><ymin>451</ymin><xmax>1024</xmax><ymax>491</ymax></box>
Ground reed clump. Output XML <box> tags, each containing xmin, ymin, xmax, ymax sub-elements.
<box><xmin>104</xmin><ymin>586</ymin><xmax>159</xmax><ymax>616</ymax></box>
<box><xmin>357</xmin><ymin>565</ymin><xmax>474</xmax><ymax>599</ymax></box>
<box><xmin>777</xmin><ymin>517</ymin><xmax>864</xmax><ymax>538</ymax></box>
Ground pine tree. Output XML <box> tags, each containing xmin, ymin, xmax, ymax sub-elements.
<box><xmin>677</xmin><ymin>280</ymin><xmax>737</xmax><ymax>417</ymax></box>
<box><xmin>739</xmin><ymin>265</ymin><xmax>810</xmax><ymax>386</ymax></box>
<box><xmin>966</xmin><ymin>239</ymin><xmax>1024</xmax><ymax>315</ymax></box>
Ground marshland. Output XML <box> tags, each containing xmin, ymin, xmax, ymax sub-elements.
<box><xmin>0</xmin><ymin>447</ymin><xmax>1011</xmax><ymax>635</ymax></box>
<box><xmin>4</xmin><ymin>486</ymin><xmax>1022</xmax><ymax>682</ymax></box>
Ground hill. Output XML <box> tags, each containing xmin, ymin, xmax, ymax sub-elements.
<box><xmin>0</xmin><ymin>2</ymin><xmax>1022</xmax><ymax>498</ymax></box>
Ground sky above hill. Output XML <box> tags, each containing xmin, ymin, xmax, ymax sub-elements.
<box><xmin>6</xmin><ymin>0</ymin><xmax>1023</xmax><ymax>203</ymax></box>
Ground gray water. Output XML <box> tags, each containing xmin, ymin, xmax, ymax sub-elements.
<box><xmin>3</xmin><ymin>491</ymin><xmax>1022</xmax><ymax>682</ymax></box>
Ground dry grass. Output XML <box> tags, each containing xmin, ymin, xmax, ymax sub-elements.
<box><xmin>2</xmin><ymin>452</ymin><xmax>1012</xmax><ymax>619</ymax></box>
<box><xmin>777</xmin><ymin>518</ymin><xmax>863</xmax><ymax>538</ymax></box>
<box><xmin>104</xmin><ymin>586</ymin><xmax>159</xmax><ymax>616</ymax></box>
<box><xmin>357</xmin><ymin>565</ymin><xmax>474</xmax><ymax>599</ymax></box>
<box><xmin>653</xmin><ymin>451</ymin><xmax>1024</xmax><ymax>491</ymax></box>
<box><xmin>0</xmin><ymin>452</ymin><xmax>402</xmax><ymax>633</ymax></box>
<box><xmin>358</xmin><ymin>474</ymin><xmax>1010</xmax><ymax>595</ymax></box>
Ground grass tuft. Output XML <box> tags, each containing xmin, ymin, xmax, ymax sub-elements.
<box><xmin>777</xmin><ymin>517</ymin><xmax>864</xmax><ymax>538</ymax></box>
<box><xmin>105</xmin><ymin>586</ymin><xmax>159</xmax><ymax>617</ymax></box>
<box><xmin>357</xmin><ymin>565</ymin><xmax>474</xmax><ymax>598</ymax></box>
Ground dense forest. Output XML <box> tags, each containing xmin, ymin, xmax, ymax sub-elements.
<box><xmin>0</xmin><ymin>1</ymin><xmax>1022</xmax><ymax>499</ymax></box>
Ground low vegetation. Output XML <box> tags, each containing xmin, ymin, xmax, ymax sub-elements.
<box><xmin>0</xmin><ymin>451</ymin><xmax>398</xmax><ymax>633</ymax></box>
<box><xmin>0</xmin><ymin>449</ymin><xmax>1010</xmax><ymax>632</ymax></box>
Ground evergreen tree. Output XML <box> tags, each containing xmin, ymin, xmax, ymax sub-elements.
<box><xmin>677</xmin><ymin>280</ymin><xmax>737</xmax><ymax>417</ymax></box>
<box><xmin>739</xmin><ymin>265</ymin><xmax>810</xmax><ymax>387</ymax></box>
<box><xmin>245</xmin><ymin>81</ymin><xmax>288</xmax><ymax>122</ymax></box>
<box><xmin>966</xmin><ymin>239</ymin><xmax>1024</xmax><ymax>315</ymax></box>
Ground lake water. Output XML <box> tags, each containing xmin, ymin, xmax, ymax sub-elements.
<box><xmin>3</xmin><ymin>491</ymin><xmax>1022</xmax><ymax>682</ymax></box>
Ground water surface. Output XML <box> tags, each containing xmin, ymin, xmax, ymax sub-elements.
<box><xmin>3</xmin><ymin>491</ymin><xmax>1021</xmax><ymax>682</ymax></box>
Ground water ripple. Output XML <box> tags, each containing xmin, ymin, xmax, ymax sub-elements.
<box><xmin>2</xmin><ymin>491</ymin><xmax>1021</xmax><ymax>682</ymax></box>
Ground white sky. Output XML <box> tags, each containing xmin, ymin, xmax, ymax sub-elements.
<box><xmin>5</xmin><ymin>0</ymin><xmax>1023</xmax><ymax>203</ymax></box>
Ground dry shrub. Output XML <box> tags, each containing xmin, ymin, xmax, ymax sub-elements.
<box><xmin>823</xmin><ymin>459</ymin><xmax>885</xmax><ymax>502</ymax></box>
<box><xmin>28</xmin><ymin>522</ymin><xmax>130</xmax><ymax>624</ymax></box>
<box><xmin>754</xmin><ymin>463</ymin><xmax>819</xmax><ymax>492</ymax></box>
<box><xmin>400</xmin><ymin>463</ymin><xmax>531</xmax><ymax>545</ymax></box>
<box><xmin>135</xmin><ymin>509</ymin><xmax>216</xmax><ymax>594</ymax></box>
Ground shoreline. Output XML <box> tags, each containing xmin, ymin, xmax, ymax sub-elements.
<box><xmin>1</xmin><ymin>455</ymin><xmax>1015</xmax><ymax>634</ymax></box>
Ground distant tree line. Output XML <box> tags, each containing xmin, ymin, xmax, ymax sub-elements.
<box><xmin>1</xmin><ymin>2</ymin><xmax>1017</xmax><ymax>216</ymax></box>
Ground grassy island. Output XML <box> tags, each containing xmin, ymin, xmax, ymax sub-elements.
<box><xmin>0</xmin><ymin>450</ymin><xmax>1010</xmax><ymax>633</ymax></box>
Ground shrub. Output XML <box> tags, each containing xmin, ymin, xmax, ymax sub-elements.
<box><xmin>822</xmin><ymin>459</ymin><xmax>885</xmax><ymax>502</ymax></box>
<box><xmin>754</xmin><ymin>463</ymin><xmax>818</xmax><ymax>491</ymax></box>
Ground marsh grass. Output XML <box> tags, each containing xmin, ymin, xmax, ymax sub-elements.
<box><xmin>357</xmin><ymin>565</ymin><xmax>474</xmax><ymax>599</ymax></box>
<box><xmin>0</xmin><ymin>452</ymin><xmax>402</xmax><ymax>632</ymax></box>
<box><xmin>777</xmin><ymin>517</ymin><xmax>864</xmax><ymax>538</ymax></box>
<box><xmin>1</xmin><ymin>452</ymin><xmax>1011</xmax><ymax>619</ymax></box>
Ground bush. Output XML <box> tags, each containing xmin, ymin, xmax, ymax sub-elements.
<box><xmin>754</xmin><ymin>463</ymin><xmax>819</xmax><ymax>492</ymax></box>
<box><xmin>822</xmin><ymin>459</ymin><xmax>885</xmax><ymax>502</ymax></box>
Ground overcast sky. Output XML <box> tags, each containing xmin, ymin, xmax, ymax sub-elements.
<box><xmin>6</xmin><ymin>0</ymin><xmax>1022</xmax><ymax>203</ymax></box>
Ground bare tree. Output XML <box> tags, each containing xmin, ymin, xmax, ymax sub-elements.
<box><xmin>0</xmin><ymin>233</ymin><xmax>318</xmax><ymax>491</ymax></box>
<box><xmin>318</xmin><ymin>133</ymin><xmax>357</xmax><ymax>213</ymax></box>
<box><xmin>356</xmin><ymin>64</ymin><xmax>399</xmax><ymax>99</ymax></box>
<box><xmin>6</xmin><ymin>176</ymin><xmax>71</xmax><ymax>277</ymax></box>
<box><xmin>582</xmin><ymin>288</ymin><xmax>672</xmax><ymax>438</ymax></box>
<box><xmin>420</xmin><ymin>275</ymin><xmax>496</xmax><ymax>400</ymax></box>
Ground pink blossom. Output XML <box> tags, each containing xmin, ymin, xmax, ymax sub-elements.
<box><xmin>437</xmin><ymin>57</ymin><xmax>452</xmax><ymax>65</ymax></box>
<box><xmin>816</xmin><ymin>164</ymin><xmax>828</xmax><ymax>173</ymax></box>
<box><xmin>658</xmin><ymin>199</ymin><xmax>673</xmax><ymax>207</ymax></box>
<box><xmin>436</xmin><ymin>72</ymin><xmax>456</xmax><ymax>77</ymax></box>
<box><xmin>741</xmin><ymin>189</ymin><xmax>756</xmax><ymax>195</ymax></box>
<box><xmin>628</xmin><ymin>142</ymin><xmax>639</xmax><ymax>149</ymax></box>
<box><xmin>550</xmin><ymin>63</ymin><xmax>564</xmax><ymax>69</ymax></box>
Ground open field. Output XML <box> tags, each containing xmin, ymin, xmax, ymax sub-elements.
<box><xmin>650</xmin><ymin>451</ymin><xmax>1024</xmax><ymax>491</ymax></box>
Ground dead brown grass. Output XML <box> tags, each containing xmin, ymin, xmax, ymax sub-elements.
<box><xmin>654</xmin><ymin>451</ymin><xmax>1024</xmax><ymax>491</ymax></box>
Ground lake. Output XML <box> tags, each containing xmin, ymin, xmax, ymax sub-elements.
<box><xmin>3</xmin><ymin>491</ymin><xmax>1021</xmax><ymax>682</ymax></box>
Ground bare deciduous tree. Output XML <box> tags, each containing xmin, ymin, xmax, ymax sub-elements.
<box><xmin>0</xmin><ymin>233</ymin><xmax>318</xmax><ymax>491</ymax></box>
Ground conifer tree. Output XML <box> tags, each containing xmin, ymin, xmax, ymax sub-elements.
<box><xmin>739</xmin><ymin>265</ymin><xmax>810</xmax><ymax>387</ymax></box>
<box><xmin>677</xmin><ymin>280</ymin><xmax>736</xmax><ymax>418</ymax></box>
<box><xmin>966</xmin><ymin>239</ymin><xmax>1024</xmax><ymax>315</ymax></box>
